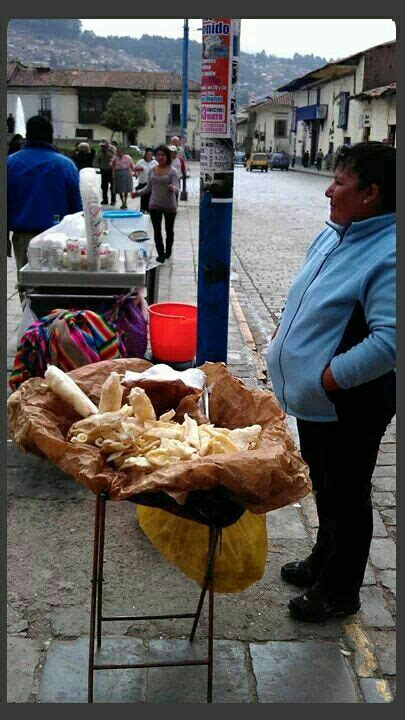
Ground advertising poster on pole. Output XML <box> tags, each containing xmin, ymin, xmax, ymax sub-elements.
<box><xmin>201</xmin><ymin>18</ymin><xmax>232</xmax><ymax>138</ymax></box>
<box><xmin>200</xmin><ymin>19</ymin><xmax>240</xmax><ymax>201</ymax></box>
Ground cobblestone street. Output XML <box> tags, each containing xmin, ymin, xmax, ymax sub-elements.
<box><xmin>7</xmin><ymin>162</ymin><xmax>396</xmax><ymax>703</ymax></box>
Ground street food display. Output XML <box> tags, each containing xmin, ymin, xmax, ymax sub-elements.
<box><xmin>43</xmin><ymin>364</ymin><xmax>263</xmax><ymax>474</ymax></box>
<box><xmin>7</xmin><ymin>358</ymin><xmax>311</xmax><ymax>511</ymax></box>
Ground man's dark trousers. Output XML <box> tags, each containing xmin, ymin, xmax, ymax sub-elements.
<box><xmin>100</xmin><ymin>169</ymin><xmax>115</xmax><ymax>204</ymax></box>
<box><xmin>296</xmin><ymin>416</ymin><xmax>392</xmax><ymax>603</ymax></box>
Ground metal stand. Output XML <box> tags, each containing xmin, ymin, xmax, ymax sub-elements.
<box><xmin>180</xmin><ymin>174</ymin><xmax>188</xmax><ymax>202</ymax></box>
<box><xmin>88</xmin><ymin>492</ymin><xmax>221</xmax><ymax>703</ymax></box>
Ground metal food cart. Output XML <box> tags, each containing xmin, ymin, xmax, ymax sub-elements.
<box><xmin>18</xmin><ymin>212</ymin><xmax>160</xmax><ymax>316</ymax></box>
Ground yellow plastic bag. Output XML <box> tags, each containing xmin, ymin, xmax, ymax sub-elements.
<box><xmin>136</xmin><ymin>506</ymin><xmax>267</xmax><ymax>593</ymax></box>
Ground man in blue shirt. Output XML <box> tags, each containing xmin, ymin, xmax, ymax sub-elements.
<box><xmin>7</xmin><ymin>115</ymin><xmax>83</xmax><ymax>274</ymax></box>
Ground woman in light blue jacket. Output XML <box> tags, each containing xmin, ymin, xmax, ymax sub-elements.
<box><xmin>267</xmin><ymin>142</ymin><xmax>396</xmax><ymax>622</ymax></box>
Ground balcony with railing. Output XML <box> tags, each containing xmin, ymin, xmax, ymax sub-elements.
<box><xmin>296</xmin><ymin>104</ymin><xmax>328</xmax><ymax>122</ymax></box>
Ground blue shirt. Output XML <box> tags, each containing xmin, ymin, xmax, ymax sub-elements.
<box><xmin>267</xmin><ymin>213</ymin><xmax>396</xmax><ymax>422</ymax></box>
<box><xmin>7</xmin><ymin>141</ymin><xmax>83</xmax><ymax>233</ymax></box>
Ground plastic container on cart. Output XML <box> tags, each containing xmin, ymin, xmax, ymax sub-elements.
<box><xmin>102</xmin><ymin>210</ymin><xmax>143</xmax><ymax>219</ymax></box>
<box><xmin>66</xmin><ymin>239</ymin><xmax>81</xmax><ymax>271</ymax></box>
<box><xmin>27</xmin><ymin>243</ymin><xmax>43</xmax><ymax>271</ymax></box>
<box><xmin>80</xmin><ymin>168</ymin><xmax>103</xmax><ymax>271</ymax></box>
<box><xmin>102</xmin><ymin>210</ymin><xmax>151</xmax><ymax>244</ymax></box>
<box><xmin>48</xmin><ymin>234</ymin><xmax>67</xmax><ymax>271</ymax></box>
<box><xmin>149</xmin><ymin>303</ymin><xmax>197</xmax><ymax>363</ymax></box>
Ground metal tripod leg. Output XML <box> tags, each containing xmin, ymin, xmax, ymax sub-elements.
<box><xmin>188</xmin><ymin>526</ymin><xmax>220</xmax><ymax>702</ymax></box>
<box><xmin>189</xmin><ymin>527</ymin><xmax>220</xmax><ymax>642</ymax></box>
<box><xmin>207</xmin><ymin>567</ymin><xmax>214</xmax><ymax>703</ymax></box>
<box><xmin>97</xmin><ymin>493</ymin><xmax>107</xmax><ymax>648</ymax></box>
<box><xmin>88</xmin><ymin>494</ymin><xmax>102</xmax><ymax>704</ymax></box>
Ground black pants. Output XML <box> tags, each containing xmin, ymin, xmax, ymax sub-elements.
<box><xmin>100</xmin><ymin>169</ymin><xmax>116</xmax><ymax>204</ymax></box>
<box><xmin>149</xmin><ymin>209</ymin><xmax>176</xmax><ymax>258</ymax></box>
<box><xmin>137</xmin><ymin>182</ymin><xmax>150</xmax><ymax>212</ymax></box>
<box><xmin>297</xmin><ymin>417</ymin><xmax>391</xmax><ymax>603</ymax></box>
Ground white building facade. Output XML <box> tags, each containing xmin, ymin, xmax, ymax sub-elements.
<box><xmin>7</xmin><ymin>63</ymin><xmax>201</xmax><ymax>151</ymax></box>
<box><xmin>239</xmin><ymin>94</ymin><xmax>293</xmax><ymax>157</ymax></box>
<box><xmin>277</xmin><ymin>41</ymin><xmax>396</xmax><ymax>166</ymax></box>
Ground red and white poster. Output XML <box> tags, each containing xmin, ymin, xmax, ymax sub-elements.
<box><xmin>200</xmin><ymin>18</ymin><xmax>233</xmax><ymax>138</ymax></box>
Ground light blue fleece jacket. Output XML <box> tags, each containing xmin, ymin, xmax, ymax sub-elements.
<box><xmin>267</xmin><ymin>213</ymin><xmax>396</xmax><ymax>421</ymax></box>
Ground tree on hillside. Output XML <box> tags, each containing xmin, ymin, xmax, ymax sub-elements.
<box><xmin>102</xmin><ymin>91</ymin><xmax>149</xmax><ymax>142</ymax></box>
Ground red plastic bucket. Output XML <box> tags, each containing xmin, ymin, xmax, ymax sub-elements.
<box><xmin>148</xmin><ymin>303</ymin><xmax>197</xmax><ymax>362</ymax></box>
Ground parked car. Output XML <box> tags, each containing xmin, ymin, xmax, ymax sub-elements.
<box><xmin>234</xmin><ymin>151</ymin><xmax>246</xmax><ymax>165</ymax></box>
<box><xmin>268</xmin><ymin>151</ymin><xmax>290</xmax><ymax>170</ymax></box>
<box><xmin>246</xmin><ymin>153</ymin><xmax>269</xmax><ymax>172</ymax></box>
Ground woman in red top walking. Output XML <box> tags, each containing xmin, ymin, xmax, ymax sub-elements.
<box><xmin>132</xmin><ymin>145</ymin><xmax>179</xmax><ymax>263</ymax></box>
<box><xmin>111</xmin><ymin>146</ymin><xmax>135</xmax><ymax>209</ymax></box>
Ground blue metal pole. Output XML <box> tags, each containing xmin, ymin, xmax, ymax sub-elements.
<box><xmin>180</xmin><ymin>19</ymin><xmax>189</xmax><ymax>201</ymax></box>
<box><xmin>181</xmin><ymin>19</ymin><xmax>189</xmax><ymax>142</ymax></box>
<box><xmin>196</xmin><ymin>19</ymin><xmax>241</xmax><ymax>365</ymax></box>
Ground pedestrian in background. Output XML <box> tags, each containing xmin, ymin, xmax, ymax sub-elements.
<box><xmin>168</xmin><ymin>145</ymin><xmax>183</xmax><ymax>178</ymax></box>
<box><xmin>111</xmin><ymin>145</ymin><xmax>135</xmax><ymax>210</ymax></box>
<box><xmin>169</xmin><ymin>143</ymin><xmax>186</xmax><ymax>201</ymax></box>
<box><xmin>132</xmin><ymin>144</ymin><xmax>179</xmax><ymax>263</ymax></box>
<box><xmin>134</xmin><ymin>147</ymin><xmax>158</xmax><ymax>213</ymax></box>
<box><xmin>302</xmin><ymin>150</ymin><xmax>310</xmax><ymax>168</ymax></box>
<box><xmin>170</xmin><ymin>135</ymin><xmax>185</xmax><ymax>158</ymax></box>
<box><xmin>96</xmin><ymin>138</ymin><xmax>116</xmax><ymax>206</ymax></box>
<box><xmin>315</xmin><ymin>148</ymin><xmax>324</xmax><ymax>171</ymax></box>
<box><xmin>267</xmin><ymin>142</ymin><xmax>396</xmax><ymax>622</ymax></box>
<box><xmin>8</xmin><ymin>133</ymin><xmax>24</xmax><ymax>156</ymax></box>
<box><xmin>71</xmin><ymin>141</ymin><xmax>96</xmax><ymax>171</ymax></box>
<box><xmin>7</xmin><ymin>115</ymin><xmax>82</xmax><ymax>277</ymax></box>
<box><xmin>7</xmin><ymin>112</ymin><xmax>15</xmax><ymax>134</ymax></box>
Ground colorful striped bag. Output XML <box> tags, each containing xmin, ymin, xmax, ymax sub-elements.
<box><xmin>9</xmin><ymin>309</ymin><xmax>126</xmax><ymax>391</ymax></box>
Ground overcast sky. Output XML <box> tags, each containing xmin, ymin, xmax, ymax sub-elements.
<box><xmin>81</xmin><ymin>19</ymin><xmax>395</xmax><ymax>60</ymax></box>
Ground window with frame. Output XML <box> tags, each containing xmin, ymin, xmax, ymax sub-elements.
<box><xmin>171</xmin><ymin>103</ymin><xmax>181</xmax><ymax>126</ymax></box>
<box><xmin>274</xmin><ymin>119</ymin><xmax>287</xmax><ymax>138</ymax></box>
<box><xmin>39</xmin><ymin>96</ymin><xmax>52</xmax><ymax>120</ymax></box>
<box><xmin>75</xmin><ymin>128</ymin><xmax>94</xmax><ymax>139</ymax></box>
<box><xmin>79</xmin><ymin>95</ymin><xmax>107</xmax><ymax>122</ymax></box>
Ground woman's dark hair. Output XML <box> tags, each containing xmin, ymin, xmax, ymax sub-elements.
<box><xmin>154</xmin><ymin>145</ymin><xmax>171</xmax><ymax>165</ymax></box>
<box><xmin>334</xmin><ymin>141</ymin><xmax>396</xmax><ymax>213</ymax></box>
<box><xmin>144</xmin><ymin>147</ymin><xmax>153</xmax><ymax>156</ymax></box>
<box><xmin>26</xmin><ymin>115</ymin><xmax>53</xmax><ymax>143</ymax></box>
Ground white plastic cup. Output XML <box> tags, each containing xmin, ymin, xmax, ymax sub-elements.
<box><xmin>124</xmin><ymin>248</ymin><xmax>138</xmax><ymax>272</ymax></box>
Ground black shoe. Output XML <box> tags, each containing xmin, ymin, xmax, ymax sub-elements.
<box><xmin>110</xmin><ymin>201</ymin><xmax>116</xmax><ymax>206</ymax></box>
<box><xmin>289</xmin><ymin>587</ymin><xmax>360</xmax><ymax>623</ymax></box>
<box><xmin>156</xmin><ymin>255</ymin><xmax>166</xmax><ymax>263</ymax></box>
<box><xmin>165</xmin><ymin>250</ymin><xmax>172</xmax><ymax>260</ymax></box>
<box><xmin>281</xmin><ymin>559</ymin><xmax>319</xmax><ymax>587</ymax></box>
<box><xmin>101</xmin><ymin>201</ymin><xmax>108</xmax><ymax>205</ymax></box>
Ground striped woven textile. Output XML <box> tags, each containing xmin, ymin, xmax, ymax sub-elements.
<box><xmin>9</xmin><ymin>309</ymin><xmax>126</xmax><ymax>391</ymax></box>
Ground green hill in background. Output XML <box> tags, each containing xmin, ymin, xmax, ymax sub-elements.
<box><xmin>8</xmin><ymin>19</ymin><xmax>328</xmax><ymax>105</ymax></box>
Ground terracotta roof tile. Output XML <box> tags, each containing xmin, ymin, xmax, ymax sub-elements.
<box><xmin>246</xmin><ymin>93</ymin><xmax>293</xmax><ymax>111</ymax></box>
<box><xmin>7</xmin><ymin>64</ymin><xmax>200</xmax><ymax>92</ymax></box>
<box><xmin>357</xmin><ymin>82</ymin><xmax>396</xmax><ymax>98</ymax></box>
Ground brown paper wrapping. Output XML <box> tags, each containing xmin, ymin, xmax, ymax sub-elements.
<box><xmin>7</xmin><ymin>359</ymin><xmax>311</xmax><ymax>513</ymax></box>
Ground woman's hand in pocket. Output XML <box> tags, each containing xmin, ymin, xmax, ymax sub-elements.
<box><xmin>321</xmin><ymin>365</ymin><xmax>340</xmax><ymax>391</ymax></box>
